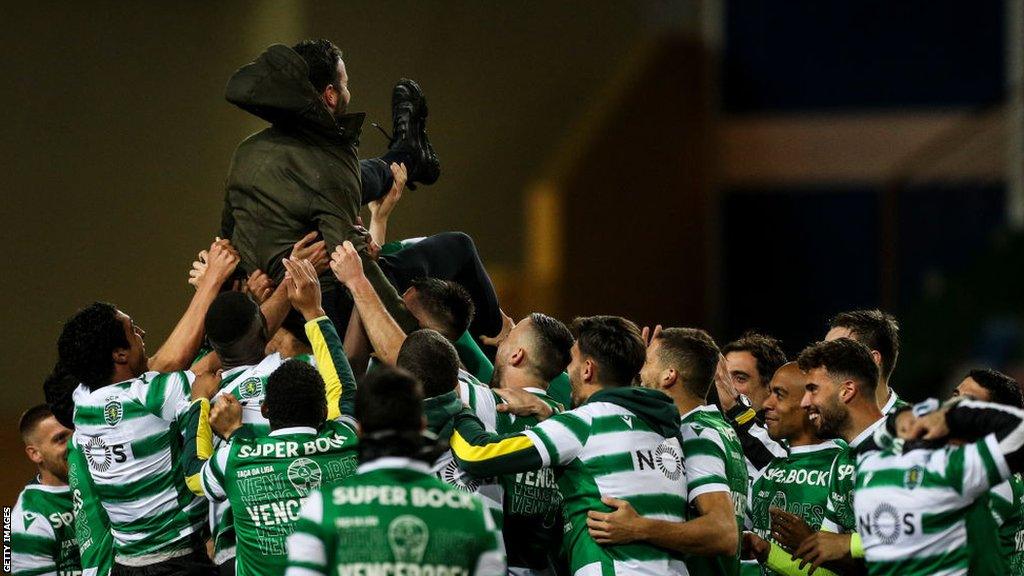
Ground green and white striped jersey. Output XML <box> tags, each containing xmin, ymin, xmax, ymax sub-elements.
<box><xmin>67</xmin><ymin>442</ymin><xmax>112</xmax><ymax>576</ymax></box>
<box><xmin>988</xmin><ymin>474</ymin><xmax>1024</xmax><ymax>573</ymax></box>
<box><xmin>451</xmin><ymin>387</ymin><xmax>689</xmax><ymax>576</ymax></box>
<box><xmin>208</xmin><ymin>352</ymin><xmax>317</xmax><ymax>565</ymax></box>
<box><xmin>200</xmin><ymin>421</ymin><xmax>360</xmax><ymax>576</ymax></box>
<box><xmin>821</xmin><ymin>417</ymin><xmax>886</xmax><ymax>533</ymax></box>
<box><xmin>11</xmin><ymin>480</ymin><xmax>80</xmax><ymax>576</ymax></box>
<box><xmin>679</xmin><ymin>405</ymin><xmax>749</xmax><ymax>576</ymax></box>
<box><xmin>882</xmin><ymin>390</ymin><xmax>910</xmax><ymax>416</ymax></box>
<box><xmin>71</xmin><ymin>371</ymin><xmax>205</xmax><ymax>564</ymax></box>
<box><xmin>748</xmin><ymin>440</ymin><xmax>845</xmax><ymax>576</ymax></box>
<box><xmin>854</xmin><ymin>433</ymin><xmax>1010</xmax><ymax>575</ymax></box>
<box><xmin>284</xmin><ymin>457</ymin><xmax>505</xmax><ymax>576</ymax></box>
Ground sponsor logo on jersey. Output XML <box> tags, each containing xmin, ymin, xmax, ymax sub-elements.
<box><xmin>858</xmin><ymin>502</ymin><xmax>916</xmax><ymax>546</ymax></box>
<box><xmin>388</xmin><ymin>515</ymin><xmax>429</xmax><ymax>563</ymax></box>
<box><xmin>238</xmin><ymin>377</ymin><xmax>264</xmax><ymax>400</ymax></box>
<box><xmin>23</xmin><ymin>511</ymin><xmax>36</xmax><ymax>530</ymax></box>
<box><xmin>655</xmin><ymin>442</ymin><xmax>683</xmax><ymax>481</ymax></box>
<box><xmin>286</xmin><ymin>457</ymin><xmax>323</xmax><ymax>497</ymax></box>
<box><xmin>621</xmin><ymin>415</ymin><xmax>633</xmax><ymax>429</ymax></box>
<box><xmin>439</xmin><ymin>460</ymin><xmax>481</xmax><ymax>493</ymax></box>
<box><xmin>84</xmin><ymin>436</ymin><xmax>112</xmax><ymax>472</ymax></box>
<box><xmin>104</xmin><ymin>398</ymin><xmax>123</xmax><ymax>426</ymax></box>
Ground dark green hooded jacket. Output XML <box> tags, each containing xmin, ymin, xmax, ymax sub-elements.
<box><xmin>221</xmin><ymin>44</ymin><xmax>414</xmax><ymax>330</ymax></box>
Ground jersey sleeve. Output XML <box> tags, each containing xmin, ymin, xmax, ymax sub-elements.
<box><xmin>522</xmin><ymin>409</ymin><xmax>591</xmax><ymax>467</ymax></box>
<box><xmin>932</xmin><ymin>434</ymin><xmax>1009</xmax><ymax>501</ymax></box>
<box><xmin>180</xmin><ymin>398</ymin><xmax>215</xmax><ymax>496</ymax></box>
<box><xmin>989</xmin><ymin>478</ymin><xmax>1016</xmax><ymax>526</ymax></box>
<box><xmin>285</xmin><ymin>489</ymin><xmax>330</xmax><ymax>576</ymax></box>
<box><xmin>473</xmin><ymin>503</ymin><xmax>507</xmax><ymax>576</ymax></box>
<box><xmin>681</xmin><ymin>423</ymin><xmax>731</xmax><ymax>501</ymax></box>
<box><xmin>449</xmin><ymin>409</ymin><xmax>546</xmax><ymax>477</ymax></box>
<box><xmin>304</xmin><ymin>315</ymin><xmax>357</xmax><ymax>424</ymax></box>
<box><xmin>11</xmin><ymin>498</ymin><xmax>58</xmax><ymax>576</ymax></box>
<box><xmin>199</xmin><ymin>444</ymin><xmax>232</xmax><ymax>502</ymax></box>
<box><xmin>140</xmin><ymin>370</ymin><xmax>196</xmax><ymax>422</ymax></box>
<box><xmin>68</xmin><ymin>442</ymin><xmax>113</xmax><ymax>576</ymax></box>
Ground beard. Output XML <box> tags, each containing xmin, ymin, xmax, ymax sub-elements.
<box><xmin>814</xmin><ymin>397</ymin><xmax>850</xmax><ymax>440</ymax></box>
<box><xmin>490</xmin><ymin>361</ymin><xmax>505</xmax><ymax>388</ymax></box>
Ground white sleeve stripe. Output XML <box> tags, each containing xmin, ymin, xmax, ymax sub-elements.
<box><xmin>688</xmin><ymin>483</ymin><xmax>731</xmax><ymax>502</ymax></box>
<box><xmin>201</xmin><ymin>461</ymin><xmax>227</xmax><ymax>501</ymax></box>
<box><xmin>986</xmin><ymin>433</ymin><xmax>1012</xmax><ymax>482</ymax></box>
<box><xmin>288</xmin><ymin>532</ymin><xmax>326</xmax><ymax>566</ymax></box>
<box><xmin>521</xmin><ymin>430</ymin><xmax>551</xmax><ymax>467</ymax></box>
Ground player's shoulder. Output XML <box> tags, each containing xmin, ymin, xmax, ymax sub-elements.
<box><xmin>13</xmin><ymin>484</ymin><xmax>67</xmax><ymax>534</ymax></box>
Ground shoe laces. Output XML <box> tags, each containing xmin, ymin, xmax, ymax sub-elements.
<box><xmin>371</xmin><ymin>122</ymin><xmax>394</xmax><ymax>144</ymax></box>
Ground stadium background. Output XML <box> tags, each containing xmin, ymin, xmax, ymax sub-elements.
<box><xmin>1</xmin><ymin>0</ymin><xmax>1020</xmax><ymax>508</ymax></box>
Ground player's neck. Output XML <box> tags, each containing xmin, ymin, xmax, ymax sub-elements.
<box><xmin>842</xmin><ymin>402</ymin><xmax>884</xmax><ymax>443</ymax></box>
<box><xmin>874</xmin><ymin>379</ymin><xmax>891</xmax><ymax>409</ymax></box>
<box><xmin>221</xmin><ymin>349</ymin><xmax>265</xmax><ymax>370</ymax></box>
<box><xmin>787</xmin><ymin>430</ymin><xmax>821</xmax><ymax>448</ymax></box>
<box><xmin>670</xmin><ymin>389</ymin><xmax>703</xmax><ymax>417</ymax></box>
<box><xmin>37</xmin><ymin>468</ymin><xmax>66</xmax><ymax>488</ymax></box>
<box><xmin>499</xmin><ymin>369</ymin><xmax>546</xmax><ymax>392</ymax></box>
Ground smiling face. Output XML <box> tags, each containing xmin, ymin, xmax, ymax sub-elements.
<box><xmin>25</xmin><ymin>416</ymin><xmax>72</xmax><ymax>483</ymax></box>
<box><xmin>726</xmin><ymin>350</ymin><xmax>769</xmax><ymax>410</ymax></box>
<box><xmin>800</xmin><ymin>366</ymin><xmax>849</xmax><ymax>439</ymax></box>
<box><xmin>762</xmin><ymin>364</ymin><xmax>815</xmax><ymax>442</ymax></box>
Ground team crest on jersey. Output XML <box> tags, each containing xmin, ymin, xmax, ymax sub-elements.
<box><xmin>388</xmin><ymin>515</ymin><xmax>429</xmax><ymax>563</ymax></box>
<box><xmin>84</xmin><ymin>436</ymin><xmax>112</xmax><ymax>472</ymax></box>
<box><xmin>103</xmin><ymin>398</ymin><xmax>123</xmax><ymax>425</ymax></box>
<box><xmin>870</xmin><ymin>502</ymin><xmax>902</xmax><ymax>545</ymax></box>
<box><xmin>287</xmin><ymin>457</ymin><xmax>323</xmax><ymax>497</ymax></box>
<box><xmin>904</xmin><ymin>465</ymin><xmax>923</xmax><ymax>490</ymax></box>
<box><xmin>655</xmin><ymin>441</ymin><xmax>683</xmax><ymax>481</ymax></box>
<box><xmin>238</xmin><ymin>377</ymin><xmax>264</xmax><ymax>400</ymax></box>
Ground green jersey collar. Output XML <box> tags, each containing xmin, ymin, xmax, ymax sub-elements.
<box><xmin>788</xmin><ymin>440</ymin><xmax>842</xmax><ymax>455</ymax></box>
<box><xmin>849</xmin><ymin>416</ymin><xmax>887</xmax><ymax>449</ymax></box>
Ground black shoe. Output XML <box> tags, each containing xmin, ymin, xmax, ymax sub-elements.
<box><xmin>388</xmin><ymin>78</ymin><xmax>440</xmax><ymax>189</ymax></box>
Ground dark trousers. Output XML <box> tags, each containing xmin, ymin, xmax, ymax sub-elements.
<box><xmin>360</xmin><ymin>149</ymin><xmax>413</xmax><ymax>205</ymax></box>
<box><xmin>380</xmin><ymin>232</ymin><xmax>502</xmax><ymax>339</ymax></box>
<box><xmin>112</xmin><ymin>548</ymin><xmax>216</xmax><ymax>576</ymax></box>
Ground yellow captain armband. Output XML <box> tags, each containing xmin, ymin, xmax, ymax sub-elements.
<box><xmin>735</xmin><ymin>408</ymin><xmax>757</xmax><ymax>425</ymax></box>
<box><xmin>765</xmin><ymin>542</ymin><xmax>839</xmax><ymax>576</ymax></box>
<box><xmin>192</xmin><ymin>398</ymin><xmax>213</xmax><ymax>460</ymax></box>
<box><xmin>850</xmin><ymin>532</ymin><xmax>865</xmax><ymax>559</ymax></box>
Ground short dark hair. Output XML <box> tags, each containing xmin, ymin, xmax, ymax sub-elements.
<box><xmin>265</xmin><ymin>360</ymin><xmax>327</xmax><ymax>430</ymax></box>
<box><xmin>797</xmin><ymin>338</ymin><xmax>879</xmax><ymax>395</ymax></box>
<box><xmin>357</xmin><ymin>367</ymin><xmax>424</xmax><ymax>436</ymax></box>
<box><xmin>205</xmin><ymin>292</ymin><xmax>261</xmax><ymax>349</ymax></box>
<box><xmin>292</xmin><ymin>39</ymin><xmax>344</xmax><ymax>93</ymax></box>
<box><xmin>656</xmin><ymin>328</ymin><xmax>720</xmax><ymax>399</ymax></box>
<box><xmin>968</xmin><ymin>368</ymin><xmax>1024</xmax><ymax>409</ymax></box>
<box><xmin>20</xmin><ymin>404</ymin><xmax>55</xmax><ymax>444</ymax></box>
<box><xmin>43</xmin><ymin>364</ymin><xmax>77</xmax><ymax>430</ymax></box>
<box><xmin>57</xmin><ymin>302</ymin><xmax>128</xmax><ymax>390</ymax></box>
<box><xmin>722</xmin><ymin>332</ymin><xmax>787</xmax><ymax>385</ymax></box>
<box><xmin>525</xmin><ymin>313</ymin><xmax>574</xmax><ymax>381</ymax></box>
<box><xmin>280</xmin><ymin>310</ymin><xmax>312</xmax><ymax>347</ymax></box>
<box><xmin>570</xmin><ymin>316</ymin><xmax>646</xmax><ymax>387</ymax></box>
<box><xmin>397</xmin><ymin>330</ymin><xmax>460</xmax><ymax>398</ymax></box>
<box><xmin>829</xmin><ymin>309</ymin><xmax>900</xmax><ymax>380</ymax></box>
<box><xmin>410</xmin><ymin>278</ymin><xmax>475</xmax><ymax>341</ymax></box>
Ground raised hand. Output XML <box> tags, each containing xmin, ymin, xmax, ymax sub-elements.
<box><xmin>369</xmin><ymin>162</ymin><xmax>406</xmax><ymax>221</ymax></box>
<box><xmin>641</xmin><ymin>325</ymin><xmax>663</xmax><ymax>348</ymax></box>
<box><xmin>201</xmin><ymin>240</ymin><xmax>241</xmax><ymax>289</ymax></box>
<box><xmin>210</xmin><ymin>394</ymin><xmax>244</xmax><ymax>440</ymax></box>
<box><xmin>246</xmin><ymin>270</ymin><xmax>275</xmax><ymax>304</ymax></box>
<box><xmin>714</xmin><ymin>353</ymin><xmax>740</xmax><ymax>411</ymax></box>
<box><xmin>282</xmin><ymin>258</ymin><xmax>324</xmax><ymax>320</ymax></box>
<box><xmin>291</xmin><ymin>231</ymin><xmax>328</xmax><ymax>273</ymax></box>
<box><xmin>329</xmin><ymin>241</ymin><xmax>365</xmax><ymax>287</ymax></box>
<box><xmin>479</xmin><ymin>310</ymin><xmax>515</xmax><ymax>347</ymax></box>
<box><xmin>187</xmin><ymin>250</ymin><xmax>208</xmax><ymax>289</ymax></box>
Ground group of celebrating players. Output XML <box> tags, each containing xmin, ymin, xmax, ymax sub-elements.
<box><xmin>12</xmin><ymin>38</ymin><xmax>1024</xmax><ymax>576</ymax></box>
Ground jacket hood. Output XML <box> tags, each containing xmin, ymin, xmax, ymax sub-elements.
<box><xmin>424</xmin><ymin>390</ymin><xmax>465</xmax><ymax>443</ymax></box>
<box><xmin>225</xmin><ymin>44</ymin><xmax>364</xmax><ymax>140</ymax></box>
<box><xmin>587</xmin><ymin>386</ymin><xmax>682</xmax><ymax>440</ymax></box>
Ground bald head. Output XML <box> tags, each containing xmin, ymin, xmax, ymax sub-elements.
<box><xmin>762</xmin><ymin>362</ymin><xmax>819</xmax><ymax>445</ymax></box>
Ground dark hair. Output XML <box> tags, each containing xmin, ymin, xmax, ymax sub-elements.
<box><xmin>797</xmin><ymin>338</ymin><xmax>879</xmax><ymax>395</ymax></box>
<box><xmin>722</xmin><ymin>332</ymin><xmax>787</xmax><ymax>385</ymax></box>
<box><xmin>829</xmin><ymin>309</ymin><xmax>899</xmax><ymax>380</ymax></box>
<box><xmin>410</xmin><ymin>278</ymin><xmax>475</xmax><ymax>341</ymax></box>
<box><xmin>968</xmin><ymin>368</ymin><xmax>1024</xmax><ymax>409</ymax></box>
<box><xmin>570</xmin><ymin>316</ymin><xmax>645</xmax><ymax>387</ymax></box>
<box><xmin>20</xmin><ymin>404</ymin><xmax>55</xmax><ymax>443</ymax></box>
<box><xmin>205</xmin><ymin>292</ymin><xmax>261</xmax><ymax>349</ymax></box>
<box><xmin>265</xmin><ymin>360</ymin><xmax>327</xmax><ymax>429</ymax></box>
<box><xmin>525</xmin><ymin>313</ymin><xmax>574</xmax><ymax>381</ymax></box>
<box><xmin>397</xmin><ymin>330</ymin><xmax>460</xmax><ymax>398</ymax></box>
<box><xmin>656</xmin><ymin>328</ymin><xmax>720</xmax><ymax>399</ymax></box>
<box><xmin>43</xmin><ymin>364</ymin><xmax>77</xmax><ymax>430</ymax></box>
<box><xmin>292</xmin><ymin>39</ymin><xmax>344</xmax><ymax>93</ymax></box>
<box><xmin>357</xmin><ymin>367</ymin><xmax>424</xmax><ymax>436</ymax></box>
<box><xmin>280</xmin><ymin>310</ymin><xmax>312</xmax><ymax>347</ymax></box>
<box><xmin>57</xmin><ymin>302</ymin><xmax>128</xmax><ymax>390</ymax></box>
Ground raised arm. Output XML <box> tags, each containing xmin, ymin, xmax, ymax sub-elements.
<box><xmin>150</xmin><ymin>240</ymin><xmax>239</xmax><ymax>372</ymax></box>
<box><xmin>330</xmin><ymin>241</ymin><xmax>408</xmax><ymax>365</ymax></box>
<box><xmin>282</xmin><ymin>257</ymin><xmax>357</xmax><ymax>422</ymax></box>
<box><xmin>367</xmin><ymin>162</ymin><xmax>406</xmax><ymax>246</ymax></box>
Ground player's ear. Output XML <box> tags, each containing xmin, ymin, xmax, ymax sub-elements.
<box><xmin>582</xmin><ymin>359</ymin><xmax>595</xmax><ymax>383</ymax></box>
<box><xmin>662</xmin><ymin>368</ymin><xmax>677</xmax><ymax>389</ymax></box>
<box><xmin>510</xmin><ymin>347</ymin><xmax>525</xmax><ymax>367</ymax></box>
<box><xmin>840</xmin><ymin>379</ymin><xmax>857</xmax><ymax>403</ymax></box>
<box><xmin>25</xmin><ymin>445</ymin><xmax>43</xmax><ymax>465</ymax></box>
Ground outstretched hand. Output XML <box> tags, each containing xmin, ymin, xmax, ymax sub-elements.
<box><xmin>282</xmin><ymin>258</ymin><xmax>324</xmax><ymax>320</ymax></box>
<box><xmin>200</xmin><ymin>239</ymin><xmax>240</xmax><ymax>289</ymax></box>
<box><xmin>291</xmin><ymin>231</ymin><xmax>329</xmax><ymax>273</ymax></box>
<box><xmin>480</xmin><ymin>310</ymin><xmax>515</xmax><ymax>347</ymax></box>
<box><xmin>494</xmin><ymin>388</ymin><xmax>554</xmax><ymax>420</ymax></box>
<box><xmin>330</xmin><ymin>241</ymin><xmax>365</xmax><ymax>287</ymax></box>
<box><xmin>369</xmin><ymin>162</ymin><xmax>407</xmax><ymax>221</ymax></box>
